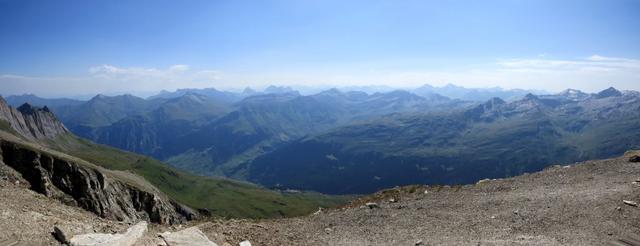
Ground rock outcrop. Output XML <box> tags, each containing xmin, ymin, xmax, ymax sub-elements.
<box><xmin>0</xmin><ymin>97</ymin><xmax>69</xmax><ymax>139</ymax></box>
<box><xmin>0</xmin><ymin>139</ymin><xmax>196</xmax><ymax>224</ymax></box>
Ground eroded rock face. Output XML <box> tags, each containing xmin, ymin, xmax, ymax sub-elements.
<box><xmin>0</xmin><ymin>140</ymin><xmax>196</xmax><ymax>224</ymax></box>
<box><xmin>0</xmin><ymin>97</ymin><xmax>69</xmax><ymax>140</ymax></box>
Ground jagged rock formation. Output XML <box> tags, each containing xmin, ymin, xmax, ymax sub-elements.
<box><xmin>0</xmin><ymin>139</ymin><xmax>196</xmax><ymax>224</ymax></box>
<box><xmin>0</xmin><ymin>97</ymin><xmax>69</xmax><ymax>139</ymax></box>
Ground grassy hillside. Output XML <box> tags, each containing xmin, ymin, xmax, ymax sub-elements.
<box><xmin>45</xmin><ymin>134</ymin><xmax>348</xmax><ymax>219</ymax></box>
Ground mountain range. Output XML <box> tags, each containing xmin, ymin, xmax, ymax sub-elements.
<box><xmin>5</xmin><ymin>85</ymin><xmax>639</xmax><ymax>195</ymax></box>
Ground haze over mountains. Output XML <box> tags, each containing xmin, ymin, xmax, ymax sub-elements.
<box><xmin>4</xmin><ymin>84</ymin><xmax>640</xmax><ymax>194</ymax></box>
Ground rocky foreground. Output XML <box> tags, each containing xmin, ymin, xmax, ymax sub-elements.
<box><xmin>1</xmin><ymin>151</ymin><xmax>640</xmax><ymax>245</ymax></box>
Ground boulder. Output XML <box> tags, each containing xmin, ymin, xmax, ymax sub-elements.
<box><xmin>69</xmin><ymin>221</ymin><xmax>147</xmax><ymax>246</ymax></box>
<box><xmin>629</xmin><ymin>155</ymin><xmax>640</xmax><ymax>163</ymax></box>
<box><xmin>160</xmin><ymin>226</ymin><xmax>218</xmax><ymax>246</ymax></box>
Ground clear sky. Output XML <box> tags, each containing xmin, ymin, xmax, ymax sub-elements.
<box><xmin>1</xmin><ymin>0</ymin><xmax>639</xmax><ymax>96</ymax></box>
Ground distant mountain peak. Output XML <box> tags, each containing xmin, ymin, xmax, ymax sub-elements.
<box><xmin>560</xmin><ymin>88</ymin><xmax>584</xmax><ymax>95</ymax></box>
<box><xmin>17</xmin><ymin>103</ymin><xmax>37</xmax><ymax>115</ymax></box>
<box><xmin>595</xmin><ymin>87</ymin><xmax>622</xmax><ymax>99</ymax></box>
<box><xmin>264</xmin><ymin>85</ymin><xmax>297</xmax><ymax>95</ymax></box>
<box><xmin>523</xmin><ymin>93</ymin><xmax>539</xmax><ymax>100</ymax></box>
<box><xmin>93</xmin><ymin>94</ymin><xmax>107</xmax><ymax>100</ymax></box>
<box><xmin>486</xmin><ymin>97</ymin><xmax>506</xmax><ymax>105</ymax></box>
<box><xmin>242</xmin><ymin>87</ymin><xmax>256</xmax><ymax>94</ymax></box>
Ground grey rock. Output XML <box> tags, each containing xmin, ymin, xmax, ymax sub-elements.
<box><xmin>160</xmin><ymin>227</ymin><xmax>218</xmax><ymax>246</ymax></box>
<box><xmin>70</xmin><ymin>221</ymin><xmax>147</xmax><ymax>246</ymax></box>
<box><xmin>629</xmin><ymin>155</ymin><xmax>640</xmax><ymax>163</ymax></box>
<box><xmin>239</xmin><ymin>241</ymin><xmax>252</xmax><ymax>246</ymax></box>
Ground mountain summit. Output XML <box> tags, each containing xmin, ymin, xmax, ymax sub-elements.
<box><xmin>595</xmin><ymin>87</ymin><xmax>623</xmax><ymax>98</ymax></box>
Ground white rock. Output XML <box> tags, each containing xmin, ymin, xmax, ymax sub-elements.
<box><xmin>239</xmin><ymin>240</ymin><xmax>252</xmax><ymax>246</ymax></box>
<box><xmin>623</xmin><ymin>200</ymin><xmax>638</xmax><ymax>207</ymax></box>
<box><xmin>70</xmin><ymin>221</ymin><xmax>147</xmax><ymax>246</ymax></box>
<box><xmin>160</xmin><ymin>226</ymin><xmax>218</xmax><ymax>246</ymax></box>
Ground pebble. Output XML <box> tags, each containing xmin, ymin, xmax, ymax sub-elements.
<box><xmin>415</xmin><ymin>240</ymin><xmax>424</xmax><ymax>245</ymax></box>
<box><xmin>365</xmin><ymin>202</ymin><xmax>379</xmax><ymax>209</ymax></box>
<box><xmin>239</xmin><ymin>240</ymin><xmax>252</xmax><ymax>246</ymax></box>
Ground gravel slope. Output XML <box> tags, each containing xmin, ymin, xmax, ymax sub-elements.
<box><xmin>1</xmin><ymin>151</ymin><xmax>639</xmax><ymax>245</ymax></box>
<box><xmin>200</xmin><ymin>151</ymin><xmax>640</xmax><ymax>245</ymax></box>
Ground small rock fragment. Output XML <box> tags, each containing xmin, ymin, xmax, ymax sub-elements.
<box><xmin>424</xmin><ymin>190</ymin><xmax>429</xmax><ymax>194</ymax></box>
<box><xmin>629</xmin><ymin>155</ymin><xmax>640</xmax><ymax>163</ymax></box>
<box><xmin>623</xmin><ymin>200</ymin><xmax>638</xmax><ymax>207</ymax></box>
<box><xmin>415</xmin><ymin>239</ymin><xmax>424</xmax><ymax>245</ymax></box>
<box><xmin>388</xmin><ymin>198</ymin><xmax>397</xmax><ymax>203</ymax></box>
<box><xmin>616</xmin><ymin>206</ymin><xmax>622</xmax><ymax>211</ymax></box>
<box><xmin>365</xmin><ymin>202</ymin><xmax>379</xmax><ymax>209</ymax></box>
<box><xmin>239</xmin><ymin>240</ymin><xmax>252</xmax><ymax>246</ymax></box>
<box><xmin>53</xmin><ymin>226</ymin><xmax>71</xmax><ymax>244</ymax></box>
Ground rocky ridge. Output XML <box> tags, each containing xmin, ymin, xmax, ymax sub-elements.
<box><xmin>0</xmin><ymin>136</ymin><xmax>196</xmax><ymax>224</ymax></box>
<box><xmin>0</xmin><ymin>97</ymin><xmax>69</xmax><ymax>140</ymax></box>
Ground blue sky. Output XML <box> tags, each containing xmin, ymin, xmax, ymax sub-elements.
<box><xmin>1</xmin><ymin>0</ymin><xmax>639</xmax><ymax>96</ymax></box>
